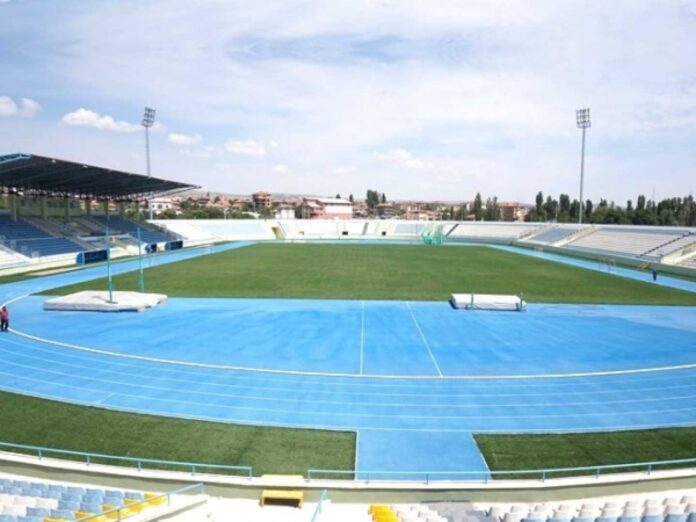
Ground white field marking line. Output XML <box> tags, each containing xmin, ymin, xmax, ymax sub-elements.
<box><xmin>2</xmin><ymin>382</ymin><xmax>695</xmax><ymax>435</ymax></box>
<box><xmin>3</xmin><ymin>346</ymin><xmax>696</xmax><ymax>406</ymax></box>
<box><xmin>94</xmin><ymin>392</ymin><xmax>117</xmax><ymax>405</ymax></box>
<box><xmin>0</xmin><ymin>293</ymin><xmax>30</xmax><ymax>308</ymax></box>
<box><xmin>7</xmin><ymin>333</ymin><xmax>695</xmax><ymax>392</ymax></box>
<box><xmin>2</xmin><ymin>352</ymin><xmax>694</xmax><ymax>410</ymax></box>
<box><xmin>359</xmin><ymin>301</ymin><xmax>365</xmax><ymax>375</ymax></box>
<box><xmin>5</xmin><ymin>337</ymin><xmax>696</xmax><ymax>400</ymax></box>
<box><xmin>7</xmin><ymin>339</ymin><xmax>696</xmax><ymax>398</ymax></box>
<box><xmin>7</xmin><ymin>327</ymin><xmax>696</xmax><ymax>381</ymax></box>
<box><xmin>3</xmin><ymin>367</ymin><xmax>696</xmax><ymax>420</ymax></box>
<box><xmin>405</xmin><ymin>301</ymin><xmax>443</xmax><ymax>377</ymax></box>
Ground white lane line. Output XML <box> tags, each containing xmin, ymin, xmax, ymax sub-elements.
<box><xmin>94</xmin><ymin>392</ymin><xmax>117</xmax><ymax>405</ymax></box>
<box><xmin>9</xmin><ymin>327</ymin><xmax>696</xmax><ymax>381</ymax></box>
<box><xmin>5</xmin><ymin>337</ymin><xmax>696</xmax><ymax>398</ymax></box>
<box><xmin>359</xmin><ymin>301</ymin><xmax>366</xmax><ymax>375</ymax></box>
<box><xmin>406</xmin><ymin>301</ymin><xmax>443</xmax><ymax>377</ymax></box>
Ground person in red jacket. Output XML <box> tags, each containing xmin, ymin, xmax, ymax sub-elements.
<box><xmin>0</xmin><ymin>306</ymin><xmax>8</xmax><ymax>332</ymax></box>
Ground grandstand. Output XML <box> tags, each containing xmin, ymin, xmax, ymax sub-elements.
<box><xmin>562</xmin><ymin>226</ymin><xmax>693</xmax><ymax>259</ymax></box>
<box><xmin>0</xmin><ymin>153</ymin><xmax>197</xmax><ymax>273</ymax></box>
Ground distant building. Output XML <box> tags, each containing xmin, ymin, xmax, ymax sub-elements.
<box><xmin>252</xmin><ymin>191</ymin><xmax>272</xmax><ymax>210</ymax></box>
<box><xmin>148</xmin><ymin>197</ymin><xmax>179</xmax><ymax>215</ymax></box>
<box><xmin>301</xmin><ymin>197</ymin><xmax>353</xmax><ymax>219</ymax></box>
<box><xmin>275</xmin><ymin>205</ymin><xmax>295</xmax><ymax>220</ymax></box>
<box><xmin>498</xmin><ymin>202</ymin><xmax>531</xmax><ymax>222</ymax></box>
<box><xmin>375</xmin><ymin>202</ymin><xmax>396</xmax><ymax>219</ymax></box>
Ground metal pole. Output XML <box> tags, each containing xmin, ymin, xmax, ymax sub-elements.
<box><xmin>146</xmin><ymin>126</ymin><xmax>153</xmax><ymax>220</ymax></box>
<box><xmin>137</xmin><ymin>227</ymin><xmax>145</xmax><ymax>293</ymax></box>
<box><xmin>578</xmin><ymin>125</ymin><xmax>586</xmax><ymax>224</ymax></box>
<box><xmin>106</xmin><ymin>227</ymin><xmax>114</xmax><ymax>303</ymax></box>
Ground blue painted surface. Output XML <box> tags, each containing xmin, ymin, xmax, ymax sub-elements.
<box><xmin>357</xmin><ymin>431</ymin><xmax>490</xmax><ymax>480</ymax></box>
<box><xmin>0</xmin><ymin>240</ymin><xmax>695</xmax><ymax>478</ymax></box>
<box><xmin>491</xmin><ymin>244</ymin><xmax>696</xmax><ymax>294</ymax></box>
<box><xmin>11</xmin><ymin>297</ymin><xmax>696</xmax><ymax>377</ymax></box>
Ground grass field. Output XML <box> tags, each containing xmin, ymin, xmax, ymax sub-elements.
<box><xmin>475</xmin><ymin>428</ymin><xmax>696</xmax><ymax>478</ymax></box>
<box><xmin>0</xmin><ymin>391</ymin><xmax>354</xmax><ymax>476</ymax></box>
<box><xmin>45</xmin><ymin>243</ymin><xmax>696</xmax><ymax>304</ymax></box>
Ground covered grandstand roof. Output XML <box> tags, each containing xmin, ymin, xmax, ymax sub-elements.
<box><xmin>0</xmin><ymin>153</ymin><xmax>198</xmax><ymax>199</ymax></box>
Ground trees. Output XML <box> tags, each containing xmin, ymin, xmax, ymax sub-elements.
<box><xmin>484</xmin><ymin>197</ymin><xmax>500</xmax><ymax>221</ymax></box>
<box><xmin>522</xmin><ymin>190</ymin><xmax>694</xmax><ymax>226</ymax></box>
<box><xmin>473</xmin><ymin>193</ymin><xmax>483</xmax><ymax>221</ymax></box>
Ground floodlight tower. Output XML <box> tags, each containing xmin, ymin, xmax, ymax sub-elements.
<box><xmin>141</xmin><ymin>107</ymin><xmax>156</xmax><ymax>219</ymax></box>
<box><xmin>576</xmin><ymin>107</ymin><xmax>591</xmax><ymax>224</ymax></box>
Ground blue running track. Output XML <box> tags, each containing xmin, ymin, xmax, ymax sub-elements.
<box><xmin>0</xmin><ymin>241</ymin><xmax>695</xmax><ymax>479</ymax></box>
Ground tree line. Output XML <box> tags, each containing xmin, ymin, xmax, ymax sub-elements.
<box><xmin>524</xmin><ymin>192</ymin><xmax>696</xmax><ymax>226</ymax></box>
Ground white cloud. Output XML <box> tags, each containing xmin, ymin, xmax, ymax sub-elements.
<box><xmin>4</xmin><ymin>1</ymin><xmax>696</xmax><ymax>200</ymax></box>
<box><xmin>272</xmin><ymin>163</ymin><xmax>289</xmax><ymax>173</ymax></box>
<box><xmin>376</xmin><ymin>148</ymin><xmax>432</xmax><ymax>170</ymax></box>
<box><xmin>168</xmin><ymin>132</ymin><xmax>202</xmax><ymax>145</ymax></box>
<box><xmin>224</xmin><ymin>139</ymin><xmax>269</xmax><ymax>157</ymax></box>
<box><xmin>332</xmin><ymin>166</ymin><xmax>356</xmax><ymax>175</ymax></box>
<box><xmin>60</xmin><ymin>108</ymin><xmax>140</xmax><ymax>132</ymax></box>
<box><xmin>0</xmin><ymin>95</ymin><xmax>41</xmax><ymax>117</ymax></box>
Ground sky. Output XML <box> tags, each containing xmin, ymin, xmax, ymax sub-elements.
<box><xmin>0</xmin><ymin>0</ymin><xmax>695</xmax><ymax>203</ymax></box>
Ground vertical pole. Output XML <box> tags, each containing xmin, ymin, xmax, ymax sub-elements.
<box><xmin>137</xmin><ymin>227</ymin><xmax>145</xmax><ymax>293</ymax></box>
<box><xmin>578</xmin><ymin>126</ymin><xmax>586</xmax><ymax>224</ymax></box>
<box><xmin>146</xmin><ymin>125</ymin><xmax>153</xmax><ymax>220</ymax></box>
<box><xmin>106</xmin><ymin>227</ymin><xmax>114</xmax><ymax>303</ymax></box>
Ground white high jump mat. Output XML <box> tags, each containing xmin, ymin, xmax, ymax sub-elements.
<box><xmin>450</xmin><ymin>293</ymin><xmax>527</xmax><ymax>311</ymax></box>
<box><xmin>44</xmin><ymin>291</ymin><xmax>168</xmax><ymax>312</ymax></box>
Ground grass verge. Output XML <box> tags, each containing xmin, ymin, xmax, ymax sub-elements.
<box><xmin>475</xmin><ymin>428</ymin><xmax>696</xmax><ymax>479</ymax></box>
<box><xmin>0</xmin><ymin>391</ymin><xmax>355</xmax><ymax>477</ymax></box>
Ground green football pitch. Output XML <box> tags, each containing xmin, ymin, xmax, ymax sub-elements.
<box><xmin>45</xmin><ymin>243</ymin><xmax>696</xmax><ymax>305</ymax></box>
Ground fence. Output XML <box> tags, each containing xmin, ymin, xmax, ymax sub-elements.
<box><xmin>306</xmin><ymin>457</ymin><xmax>696</xmax><ymax>484</ymax></box>
<box><xmin>0</xmin><ymin>441</ymin><xmax>253</xmax><ymax>478</ymax></box>
<box><xmin>77</xmin><ymin>482</ymin><xmax>205</xmax><ymax>521</ymax></box>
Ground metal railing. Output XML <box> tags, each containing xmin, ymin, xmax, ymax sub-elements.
<box><xmin>306</xmin><ymin>457</ymin><xmax>696</xmax><ymax>484</ymax></box>
<box><xmin>310</xmin><ymin>489</ymin><xmax>328</xmax><ymax>522</ymax></box>
<box><xmin>77</xmin><ymin>482</ymin><xmax>205</xmax><ymax>521</ymax></box>
<box><xmin>0</xmin><ymin>441</ymin><xmax>253</xmax><ymax>478</ymax></box>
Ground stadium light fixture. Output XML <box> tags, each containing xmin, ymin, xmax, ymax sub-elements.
<box><xmin>576</xmin><ymin>107</ymin><xmax>591</xmax><ymax>224</ymax></box>
<box><xmin>141</xmin><ymin>107</ymin><xmax>156</xmax><ymax>219</ymax></box>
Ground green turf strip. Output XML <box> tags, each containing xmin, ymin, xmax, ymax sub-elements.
<box><xmin>44</xmin><ymin>244</ymin><xmax>696</xmax><ymax>305</ymax></box>
<box><xmin>0</xmin><ymin>391</ymin><xmax>355</xmax><ymax>477</ymax></box>
<box><xmin>475</xmin><ymin>428</ymin><xmax>696</xmax><ymax>478</ymax></box>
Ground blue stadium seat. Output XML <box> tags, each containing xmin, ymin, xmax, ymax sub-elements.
<box><xmin>60</xmin><ymin>493</ymin><xmax>81</xmax><ymax>502</ymax></box>
<box><xmin>0</xmin><ymin>515</ymin><xmax>18</xmax><ymax>522</ymax></box>
<box><xmin>91</xmin><ymin>215</ymin><xmax>170</xmax><ymax>243</ymax></box>
<box><xmin>80</xmin><ymin>502</ymin><xmax>102</xmax><ymax>513</ymax></box>
<box><xmin>58</xmin><ymin>500</ymin><xmax>80</xmax><ymax>511</ymax></box>
<box><xmin>619</xmin><ymin>517</ymin><xmax>641</xmax><ymax>522</ymax></box>
<box><xmin>642</xmin><ymin>516</ymin><xmax>664</xmax><ymax>522</ymax></box>
<box><xmin>665</xmin><ymin>516</ymin><xmax>687</xmax><ymax>522</ymax></box>
<box><xmin>50</xmin><ymin>509</ymin><xmax>75</xmax><ymax>520</ymax></box>
<box><xmin>24</xmin><ymin>508</ymin><xmax>49</xmax><ymax>518</ymax></box>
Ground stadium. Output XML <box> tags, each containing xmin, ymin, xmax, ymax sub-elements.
<box><xmin>0</xmin><ymin>153</ymin><xmax>694</xmax><ymax>521</ymax></box>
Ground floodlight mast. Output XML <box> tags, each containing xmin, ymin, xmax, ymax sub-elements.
<box><xmin>576</xmin><ymin>107</ymin><xmax>591</xmax><ymax>224</ymax></box>
<box><xmin>141</xmin><ymin>107</ymin><xmax>156</xmax><ymax>219</ymax></box>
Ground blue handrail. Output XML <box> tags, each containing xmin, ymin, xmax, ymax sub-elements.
<box><xmin>306</xmin><ymin>456</ymin><xmax>696</xmax><ymax>483</ymax></box>
<box><xmin>76</xmin><ymin>482</ymin><xmax>205</xmax><ymax>521</ymax></box>
<box><xmin>310</xmin><ymin>489</ymin><xmax>328</xmax><ymax>522</ymax></box>
<box><xmin>0</xmin><ymin>441</ymin><xmax>253</xmax><ymax>479</ymax></box>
